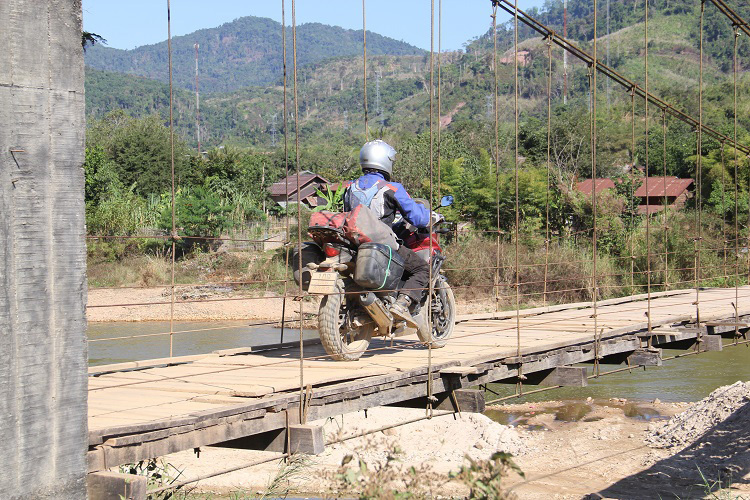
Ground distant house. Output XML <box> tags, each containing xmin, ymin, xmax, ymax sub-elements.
<box><xmin>268</xmin><ymin>171</ymin><xmax>330</xmax><ymax>208</ymax></box>
<box><xmin>575</xmin><ymin>176</ymin><xmax>694</xmax><ymax>214</ymax></box>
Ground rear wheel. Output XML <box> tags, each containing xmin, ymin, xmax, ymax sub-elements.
<box><xmin>417</xmin><ymin>277</ymin><xmax>455</xmax><ymax>348</ymax></box>
<box><xmin>318</xmin><ymin>279</ymin><xmax>373</xmax><ymax>361</ymax></box>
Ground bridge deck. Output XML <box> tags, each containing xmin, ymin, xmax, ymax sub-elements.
<box><xmin>86</xmin><ymin>286</ymin><xmax>750</xmax><ymax>471</ymax></box>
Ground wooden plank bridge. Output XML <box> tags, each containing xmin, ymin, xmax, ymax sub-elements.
<box><xmin>87</xmin><ymin>286</ymin><xmax>750</xmax><ymax>472</ymax></box>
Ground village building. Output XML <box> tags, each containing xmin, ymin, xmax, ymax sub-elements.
<box><xmin>576</xmin><ymin>176</ymin><xmax>694</xmax><ymax>214</ymax></box>
<box><xmin>268</xmin><ymin>170</ymin><xmax>330</xmax><ymax>208</ymax></box>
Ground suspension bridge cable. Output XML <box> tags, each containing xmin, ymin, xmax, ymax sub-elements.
<box><xmin>280</xmin><ymin>0</ymin><xmax>290</xmax><ymax>345</ymax></box>
<box><xmin>362</xmin><ymin>0</ymin><xmax>369</xmax><ymax>140</ymax></box>
<box><xmin>492</xmin><ymin>0</ymin><xmax>750</xmax><ymax>156</ymax></box>
<box><xmin>591</xmin><ymin>0</ymin><xmax>599</xmax><ymax>364</ymax></box>
<box><xmin>734</xmin><ymin>25</ymin><xmax>741</xmax><ymax>342</ymax></box>
<box><xmin>513</xmin><ymin>0</ymin><xmax>523</xmax><ymax>395</ymax></box>
<box><xmin>544</xmin><ymin>36</ymin><xmax>552</xmax><ymax>306</ymax></box>
<box><xmin>291</xmin><ymin>0</ymin><xmax>305</xmax><ymax>424</ymax></box>
<box><xmin>427</xmin><ymin>0</ymin><xmax>436</xmax><ymax>418</ymax></box>
<box><xmin>437</xmin><ymin>0</ymin><xmax>442</xmax><ymax>202</ymax></box>
<box><xmin>630</xmin><ymin>87</ymin><xmax>636</xmax><ymax>291</ymax></box>
<box><xmin>645</xmin><ymin>0</ymin><xmax>652</xmax><ymax>335</ymax></box>
<box><xmin>166</xmin><ymin>0</ymin><xmax>177</xmax><ymax>358</ymax></box>
<box><xmin>697</xmin><ymin>0</ymin><xmax>705</xmax><ymax>334</ymax></box>
<box><xmin>492</xmin><ymin>1</ymin><xmax>501</xmax><ymax>312</ymax></box>
<box><xmin>661</xmin><ymin>108</ymin><xmax>669</xmax><ymax>290</ymax></box>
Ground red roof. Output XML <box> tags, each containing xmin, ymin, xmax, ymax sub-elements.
<box><xmin>576</xmin><ymin>177</ymin><xmax>693</xmax><ymax>198</ymax></box>
<box><xmin>576</xmin><ymin>178</ymin><xmax>615</xmax><ymax>195</ymax></box>
<box><xmin>634</xmin><ymin>177</ymin><xmax>693</xmax><ymax>197</ymax></box>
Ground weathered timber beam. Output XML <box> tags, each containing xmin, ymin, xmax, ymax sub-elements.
<box><xmin>388</xmin><ymin>388</ymin><xmax>485</xmax><ymax>413</ymax></box>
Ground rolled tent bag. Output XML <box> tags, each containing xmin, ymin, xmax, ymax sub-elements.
<box><xmin>343</xmin><ymin>204</ymin><xmax>398</xmax><ymax>249</ymax></box>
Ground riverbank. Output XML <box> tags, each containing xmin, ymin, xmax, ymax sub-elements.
<box><xmin>86</xmin><ymin>286</ymin><xmax>496</xmax><ymax>322</ymax></box>
<box><xmin>152</xmin><ymin>382</ymin><xmax>749</xmax><ymax>499</ymax></box>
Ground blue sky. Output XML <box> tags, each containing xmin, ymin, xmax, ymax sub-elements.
<box><xmin>82</xmin><ymin>0</ymin><xmax>546</xmax><ymax>52</ymax></box>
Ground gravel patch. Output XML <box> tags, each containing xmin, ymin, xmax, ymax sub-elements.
<box><xmin>647</xmin><ymin>380</ymin><xmax>750</xmax><ymax>449</ymax></box>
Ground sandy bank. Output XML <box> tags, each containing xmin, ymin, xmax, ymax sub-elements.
<box><xmin>87</xmin><ymin>286</ymin><xmax>495</xmax><ymax>322</ymax></box>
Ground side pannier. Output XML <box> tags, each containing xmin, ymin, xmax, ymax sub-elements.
<box><xmin>353</xmin><ymin>242</ymin><xmax>405</xmax><ymax>291</ymax></box>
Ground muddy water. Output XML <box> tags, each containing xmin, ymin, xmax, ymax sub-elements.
<box><xmin>484</xmin><ymin>341</ymin><xmax>750</xmax><ymax>403</ymax></box>
<box><xmin>87</xmin><ymin>321</ymin><xmax>317</xmax><ymax>366</ymax></box>
<box><xmin>89</xmin><ymin>322</ymin><xmax>750</xmax><ymax>402</ymax></box>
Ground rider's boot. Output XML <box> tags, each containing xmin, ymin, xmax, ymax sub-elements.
<box><xmin>390</xmin><ymin>294</ymin><xmax>418</xmax><ymax>329</ymax></box>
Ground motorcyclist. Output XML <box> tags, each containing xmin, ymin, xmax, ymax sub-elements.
<box><xmin>344</xmin><ymin>139</ymin><xmax>440</xmax><ymax>326</ymax></box>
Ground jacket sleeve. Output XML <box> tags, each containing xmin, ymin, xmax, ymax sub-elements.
<box><xmin>389</xmin><ymin>183</ymin><xmax>431</xmax><ymax>228</ymax></box>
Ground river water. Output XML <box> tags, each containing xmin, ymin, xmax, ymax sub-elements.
<box><xmin>88</xmin><ymin>322</ymin><xmax>750</xmax><ymax>402</ymax></box>
<box><xmin>88</xmin><ymin>321</ymin><xmax>317</xmax><ymax>366</ymax></box>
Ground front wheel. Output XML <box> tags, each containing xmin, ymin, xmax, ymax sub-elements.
<box><xmin>318</xmin><ymin>279</ymin><xmax>373</xmax><ymax>361</ymax></box>
<box><xmin>417</xmin><ymin>277</ymin><xmax>455</xmax><ymax>348</ymax></box>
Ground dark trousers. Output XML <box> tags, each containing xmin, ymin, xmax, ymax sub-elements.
<box><xmin>397</xmin><ymin>245</ymin><xmax>430</xmax><ymax>303</ymax></box>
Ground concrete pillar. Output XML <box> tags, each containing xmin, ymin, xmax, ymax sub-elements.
<box><xmin>0</xmin><ymin>1</ymin><xmax>88</xmax><ymax>498</ymax></box>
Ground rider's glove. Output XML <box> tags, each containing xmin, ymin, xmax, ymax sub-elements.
<box><xmin>430</xmin><ymin>211</ymin><xmax>445</xmax><ymax>226</ymax></box>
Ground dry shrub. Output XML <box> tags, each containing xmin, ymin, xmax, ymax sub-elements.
<box><xmin>443</xmin><ymin>235</ymin><xmax>621</xmax><ymax>307</ymax></box>
<box><xmin>138</xmin><ymin>256</ymin><xmax>170</xmax><ymax>287</ymax></box>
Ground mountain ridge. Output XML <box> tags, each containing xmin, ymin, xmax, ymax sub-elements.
<box><xmin>85</xmin><ymin>15</ymin><xmax>424</xmax><ymax>92</ymax></box>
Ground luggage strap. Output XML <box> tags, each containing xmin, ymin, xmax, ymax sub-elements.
<box><xmin>376</xmin><ymin>245</ymin><xmax>393</xmax><ymax>290</ymax></box>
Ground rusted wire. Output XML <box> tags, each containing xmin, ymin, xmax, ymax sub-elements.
<box><xmin>590</xmin><ymin>0</ymin><xmax>599</xmax><ymax>370</ymax></box>
<box><xmin>644</xmin><ymin>0</ymin><xmax>652</xmax><ymax>334</ymax></box>
<box><xmin>291</xmin><ymin>0</ymin><xmax>305</xmax><ymax>424</ymax></box>
<box><xmin>166</xmin><ymin>0</ymin><xmax>177</xmax><ymax>358</ymax></box>
<box><xmin>427</xmin><ymin>0</ymin><xmax>436</xmax><ymax>418</ymax></box>
<box><xmin>513</xmin><ymin>0</ymin><xmax>521</xmax><ymax>377</ymax></box>
<box><xmin>544</xmin><ymin>36</ymin><xmax>552</xmax><ymax>306</ymax></box>
<box><xmin>662</xmin><ymin>108</ymin><xmax>670</xmax><ymax>289</ymax></box>
<box><xmin>493</xmin><ymin>1</ymin><xmax>501</xmax><ymax>312</ymax></box>
<box><xmin>696</xmin><ymin>0</ymin><xmax>705</xmax><ymax>336</ymax></box>
<box><xmin>280</xmin><ymin>0</ymin><xmax>291</xmax><ymax>345</ymax></box>
<box><xmin>362</xmin><ymin>0</ymin><xmax>369</xmax><ymax>140</ymax></box>
<box><xmin>734</xmin><ymin>25</ymin><xmax>741</xmax><ymax>340</ymax></box>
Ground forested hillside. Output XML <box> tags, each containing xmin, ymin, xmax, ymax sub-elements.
<box><xmin>84</xmin><ymin>15</ymin><xmax>423</xmax><ymax>92</ymax></box>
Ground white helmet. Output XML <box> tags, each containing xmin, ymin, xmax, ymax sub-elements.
<box><xmin>359</xmin><ymin>140</ymin><xmax>396</xmax><ymax>179</ymax></box>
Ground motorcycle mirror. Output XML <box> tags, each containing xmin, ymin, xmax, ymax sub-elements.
<box><xmin>440</xmin><ymin>195</ymin><xmax>454</xmax><ymax>207</ymax></box>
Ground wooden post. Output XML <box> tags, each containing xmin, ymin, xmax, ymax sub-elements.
<box><xmin>701</xmin><ymin>335</ymin><xmax>723</xmax><ymax>352</ymax></box>
<box><xmin>628</xmin><ymin>348</ymin><xmax>663</xmax><ymax>366</ymax></box>
<box><xmin>87</xmin><ymin>472</ymin><xmax>147</xmax><ymax>500</ymax></box>
<box><xmin>289</xmin><ymin>424</ymin><xmax>325</xmax><ymax>455</ymax></box>
<box><xmin>435</xmin><ymin>388</ymin><xmax>486</xmax><ymax>413</ymax></box>
<box><xmin>535</xmin><ymin>366</ymin><xmax>589</xmax><ymax>387</ymax></box>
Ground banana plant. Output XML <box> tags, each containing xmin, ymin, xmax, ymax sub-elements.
<box><xmin>313</xmin><ymin>182</ymin><xmax>345</xmax><ymax>212</ymax></box>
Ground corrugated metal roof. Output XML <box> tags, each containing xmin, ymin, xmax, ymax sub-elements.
<box><xmin>268</xmin><ymin>171</ymin><xmax>329</xmax><ymax>197</ymax></box>
<box><xmin>576</xmin><ymin>178</ymin><xmax>616</xmax><ymax>195</ymax></box>
<box><xmin>634</xmin><ymin>177</ymin><xmax>693</xmax><ymax>197</ymax></box>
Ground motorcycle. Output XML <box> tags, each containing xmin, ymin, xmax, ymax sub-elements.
<box><xmin>292</xmin><ymin>196</ymin><xmax>456</xmax><ymax>361</ymax></box>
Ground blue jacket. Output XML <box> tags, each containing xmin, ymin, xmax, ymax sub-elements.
<box><xmin>344</xmin><ymin>172</ymin><xmax>431</xmax><ymax>228</ymax></box>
